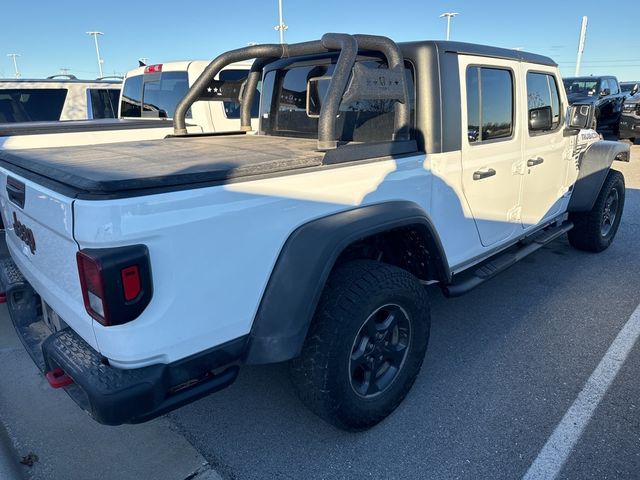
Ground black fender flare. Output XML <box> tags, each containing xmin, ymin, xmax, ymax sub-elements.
<box><xmin>568</xmin><ymin>140</ymin><xmax>629</xmax><ymax>212</ymax></box>
<box><xmin>243</xmin><ymin>201</ymin><xmax>449</xmax><ymax>364</ymax></box>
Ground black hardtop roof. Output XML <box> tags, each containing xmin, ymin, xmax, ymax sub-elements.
<box><xmin>262</xmin><ymin>39</ymin><xmax>558</xmax><ymax>71</ymax></box>
<box><xmin>398</xmin><ymin>40</ymin><xmax>557</xmax><ymax>67</ymax></box>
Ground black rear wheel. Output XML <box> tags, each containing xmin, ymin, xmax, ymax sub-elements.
<box><xmin>290</xmin><ymin>260</ymin><xmax>430</xmax><ymax>431</ymax></box>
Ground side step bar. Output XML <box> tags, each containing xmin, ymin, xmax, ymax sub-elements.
<box><xmin>443</xmin><ymin>221</ymin><xmax>573</xmax><ymax>297</ymax></box>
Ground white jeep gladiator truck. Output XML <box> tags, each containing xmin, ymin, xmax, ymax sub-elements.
<box><xmin>0</xmin><ymin>61</ymin><xmax>257</xmax><ymax>150</ymax></box>
<box><xmin>0</xmin><ymin>34</ymin><xmax>629</xmax><ymax>430</ymax></box>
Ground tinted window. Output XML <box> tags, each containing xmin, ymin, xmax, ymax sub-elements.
<box><xmin>120</xmin><ymin>75</ymin><xmax>143</xmax><ymax>117</ymax></box>
<box><xmin>600</xmin><ymin>79</ymin><xmax>610</xmax><ymax>93</ymax></box>
<box><xmin>526</xmin><ymin>72</ymin><xmax>561</xmax><ymax>132</ymax></box>
<box><xmin>467</xmin><ymin>67</ymin><xmax>513</xmax><ymax>143</ymax></box>
<box><xmin>261</xmin><ymin>60</ymin><xmax>415</xmax><ymax>142</ymax></box>
<box><xmin>142</xmin><ymin>71</ymin><xmax>189</xmax><ymax>118</ymax></box>
<box><xmin>120</xmin><ymin>72</ymin><xmax>190</xmax><ymax>119</ymax></box>
<box><xmin>89</xmin><ymin>88</ymin><xmax>120</xmax><ymax>119</ymax></box>
<box><xmin>0</xmin><ymin>89</ymin><xmax>67</xmax><ymax>123</ymax></box>
<box><xmin>219</xmin><ymin>69</ymin><xmax>260</xmax><ymax>119</ymax></box>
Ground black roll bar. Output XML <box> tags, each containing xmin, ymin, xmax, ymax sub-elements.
<box><xmin>174</xmin><ymin>33</ymin><xmax>409</xmax><ymax>149</ymax></box>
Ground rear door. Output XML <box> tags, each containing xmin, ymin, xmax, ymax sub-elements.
<box><xmin>520</xmin><ymin>69</ymin><xmax>568</xmax><ymax>226</ymax></box>
<box><xmin>459</xmin><ymin>56</ymin><xmax>523</xmax><ymax>247</ymax></box>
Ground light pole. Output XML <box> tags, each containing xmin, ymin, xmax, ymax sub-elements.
<box><xmin>440</xmin><ymin>12</ymin><xmax>459</xmax><ymax>41</ymax></box>
<box><xmin>575</xmin><ymin>16</ymin><xmax>588</xmax><ymax>76</ymax></box>
<box><xmin>7</xmin><ymin>53</ymin><xmax>20</xmax><ymax>79</ymax></box>
<box><xmin>86</xmin><ymin>31</ymin><xmax>105</xmax><ymax>77</ymax></box>
<box><xmin>274</xmin><ymin>0</ymin><xmax>288</xmax><ymax>44</ymax></box>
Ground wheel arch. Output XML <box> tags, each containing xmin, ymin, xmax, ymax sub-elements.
<box><xmin>568</xmin><ymin>140</ymin><xmax>629</xmax><ymax>212</ymax></box>
<box><xmin>243</xmin><ymin>201</ymin><xmax>449</xmax><ymax>364</ymax></box>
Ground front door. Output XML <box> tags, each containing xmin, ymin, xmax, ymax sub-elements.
<box><xmin>459</xmin><ymin>57</ymin><xmax>523</xmax><ymax>247</ymax></box>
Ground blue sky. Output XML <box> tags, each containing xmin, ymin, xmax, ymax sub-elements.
<box><xmin>1</xmin><ymin>0</ymin><xmax>638</xmax><ymax>81</ymax></box>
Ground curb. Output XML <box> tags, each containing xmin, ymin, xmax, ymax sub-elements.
<box><xmin>0</xmin><ymin>423</ymin><xmax>24</xmax><ymax>480</ymax></box>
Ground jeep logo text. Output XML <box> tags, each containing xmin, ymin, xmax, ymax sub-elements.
<box><xmin>13</xmin><ymin>212</ymin><xmax>36</xmax><ymax>254</ymax></box>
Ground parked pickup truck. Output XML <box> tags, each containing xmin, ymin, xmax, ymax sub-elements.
<box><xmin>619</xmin><ymin>93</ymin><xmax>640</xmax><ymax>143</ymax></box>
<box><xmin>0</xmin><ymin>76</ymin><xmax>121</xmax><ymax>123</ymax></box>
<box><xmin>0</xmin><ymin>34</ymin><xmax>629</xmax><ymax>431</ymax></box>
<box><xmin>563</xmin><ymin>75</ymin><xmax>626</xmax><ymax>134</ymax></box>
<box><xmin>0</xmin><ymin>61</ymin><xmax>258</xmax><ymax>150</ymax></box>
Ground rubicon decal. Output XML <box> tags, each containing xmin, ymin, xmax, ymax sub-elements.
<box><xmin>13</xmin><ymin>212</ymin><xmax>36</xmax><ymax>254</ymax></box>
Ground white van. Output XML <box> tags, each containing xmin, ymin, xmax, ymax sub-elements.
<box><xmin>0</xmin><ymin>76</ymin><xmax>121</xmax><ymax>123</ymax></box>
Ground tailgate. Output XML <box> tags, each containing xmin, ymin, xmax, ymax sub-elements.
<box><xmin>0</xmin><ymin>168</ymin><xmax>97</xmax><ymax>349</ymax></box>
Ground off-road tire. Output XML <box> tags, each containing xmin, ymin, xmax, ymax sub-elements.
<box><xmin>568</xmin><ymin>169</ymin><xmax>625</xmax><ymax>252</ymax></box>
<box><xmin>290</xmin><ymin>260</ymin><xmax>430</xmax><ymax>431</ymax></box>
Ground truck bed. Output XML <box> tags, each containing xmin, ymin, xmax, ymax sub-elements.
<box><xmin>0</xmin><ymin>134</ymin><xmax>324</xmax><ymax>198</ymax></box>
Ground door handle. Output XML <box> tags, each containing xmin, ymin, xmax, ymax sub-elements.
<box><xmin>473</xmin><ymin>168</ymin><xmax>496</xmax><ymax>181</ymax></box>
<box><xmin>527</xmin><ymin>157</ymin><xmax>544</xmax><ymax>167</ymax></box>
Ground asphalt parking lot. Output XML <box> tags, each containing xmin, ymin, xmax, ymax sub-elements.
<box><xmin>1</xmin><ymin>142</ymin><xmax>639</xmax><ymax>480</ymax></box>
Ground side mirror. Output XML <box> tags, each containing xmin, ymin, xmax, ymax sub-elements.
<box><xmin>568</xmin><ymin>103</ymin><xmax>594</xmax><ymax>129</ymax></box>
<box><xmin>633</xmin><ymin>84</ymin><xmax>639</xmax><ymax>96</ymax></box>
<box><xmin>306</xmin><ymin>76</ymin><xmax>332</xmax><ymax>118</ymax></box>
<box><xmin>529</xmin><ymin>106</ymin><xmax>553</xmax><ymax>131</ymax></box>
<box><xmin>599</xmin><ymin>88</ymin><xmax>611</xmax><ymax>97</ymax></box>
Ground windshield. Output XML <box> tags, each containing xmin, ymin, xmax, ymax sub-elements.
<box><xmin>621</xmin><ymin>83</ymin><xmax>637</xmax><ymax>93</ymax></box>
<box><xmin>563</xmin><ymin>79</ymin><xmax>600</xmax><ymax>96</ymax></box>
<box><xmin>0</xmin><ymin>88</ymin><xmax>67</xmax><ymax>122</ymax></box>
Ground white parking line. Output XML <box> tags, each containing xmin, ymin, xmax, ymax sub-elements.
<box><xmin>523</xmin><ymin>303</ymin><xmax>640</xmax><ymax>480</ymax></box>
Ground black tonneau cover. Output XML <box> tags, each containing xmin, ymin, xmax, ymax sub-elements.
<box><xmin>0</xmin><ymin>119</ymin><xmax>174</xmax><ymax>137</ymax></box>
<box><xmin>0</xmin><ymin>134</ymin><xmax>324</xmax><ymax>198</ymax></box>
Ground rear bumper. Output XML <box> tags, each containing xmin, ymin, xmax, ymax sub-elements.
<box><xmin>0</xmin><ymin>254</ymin><xmax>244</xmax><ymax>426</ymax></box>
<box><xmin>43</xmin><ymin>329</ymin><xmax>242</xmax><ymax>425</ymax></box>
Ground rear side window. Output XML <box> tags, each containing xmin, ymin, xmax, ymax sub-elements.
<box><xmin>89</xmin><ymin>88</ymin><xmax>120</xmax><ymax>119</ymax></box>
<box><xmin>261</xmin><ymin>59</ymin><xmax>415</xmax><ymax>142</ymax></box>
<box><xmin>142</xmin><ymin>71</ymin><xmax>189</xmax><ymax>118</ymax></box>
<box><xmin>526</xmin><ymin>72</ymin><xmax>561</xmax><ymax>132</ymax></box>
<box><xmin>219</xmin><ymin>69</ymin><xmax>260</xmax><ymax>119</ymax></box>
<box><xmin>120</xmin><ymin>75</ymin><xmax>143</xmax><ymax>117</ymax></box>
<box><xmin>0</xmin><ymin>89</ymin><xmax>68</xmax><ymax>123</ymax></box>
<box><xmin>466</xmin><ymin>67</ymin><xmax>514</xmax><ymax>143</ymax></box>
<box><xmin>120</xmin><ymin>72</ymin><xmax>190</xmax><ymax>119</ymax></box>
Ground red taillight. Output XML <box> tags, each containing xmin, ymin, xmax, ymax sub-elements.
<box><xmin>121</xmin><ymin>265</ymin><xmax>141</xmax><ymax>302</ymax></box>
<box><xmin>77</xmin><ymin>251</ymin><xmax>109</xmax><ymax>325</ymax></box>
<box><xmin>144</xmin><ymin>64</ymin><xmax>163</xmax><ymax>74</ymax></box>
<box><xmin>76</xmin><ymin>245</ymin><xmax>153</xmax><ymax>327</ymax></box>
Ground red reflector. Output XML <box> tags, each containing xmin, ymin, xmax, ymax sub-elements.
<box><xmin>121</xmin><ymin>265</ymin><xmax>141</xmax><ymax>302</ymax></box>
<box><xmin>0</xmin><ymin>292</ymin><xmax>5</xmax><ymax>304</ymax></box>
<box><xmin>144</xmin><ymin>64</ymin><xmax>163</xmax><ymax>74</ymax></box>
<box><xmin>46</xmin><ymin>368</ymin><xmax>74</xmax><ymax>388</ymax></box>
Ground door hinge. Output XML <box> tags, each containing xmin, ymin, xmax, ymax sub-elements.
<box><xmin>512</xmin><ymin>161</ymin><xmax>526</xmax><ymax>175</ymax></box>
<box><xmin>508</xmin><ymin>205</ymin><xmax>522</xmax><ymax>222</ymax></box>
